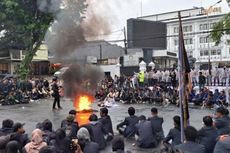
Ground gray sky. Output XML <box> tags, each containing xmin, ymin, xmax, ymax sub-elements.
<box><xmin>92</xmin><ymin>0</ymin><xmax>229</xmax><ymax>42</ymax></box>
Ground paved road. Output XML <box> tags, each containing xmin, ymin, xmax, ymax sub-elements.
<box><xmin>0</xmin><ymin>98</ymin><xmax>215</xmax><ymax>153</ymax></box>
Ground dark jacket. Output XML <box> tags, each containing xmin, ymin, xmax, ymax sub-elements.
<box><xmin>10</xmin><ymin>133</ymin><xmax>29</xmax><ymax>153</ymax></box>
<box><xmin>117</xmin><ymin>115</ymin><xmax>139</xmax><ymax>138</ymax></box>
<box><xmin>199</xmin><ymin>75</ymin><xmax>206</xmax><ymax>85</ymax></box>
<box><xmin>0</xmin><ymin>128</ymin><xmax>13</xmax><ymax>136</ymax></box>
<box><xmin>0</xmin><ymin>135</ymin><xmax>11</xmax><ymax>152</ymax></box>
<box><xmin>99</xmin><ymin>115</ymin><xmax>114</xmax><ymax>135</ymax></box>
<box><xmin>83</xmin><ymin>142</ymin><xmax>99</xmax><ymax>153</ymax></box>
<box><xmin>164</xmin><ymin>127</ymin><xmax>181</xmax><ymax>147</ymax></box>
<box><xmin>51</xmin><ymin>137</ymin><xmax>74</xmax><ymax>153</ymax></box>
<box><xmin>214</xmin><ymin>135</ymin><xmax>230</xmax><ymax>153</ymax></box>
<box><xmin>135</xmin><ymin>120</ymin><xmax>157</xmax><ymax>148</ymax></box>
<box><xmin>148</xmin><ymin>116</ymin><xmax>164</xmax><ymax>140</ymax></box>
<box><xmin>63</xmin><ymin>122</ymin><xmax>79</xmax><ymax>139</ymax></box>
<box><xmin>52</xmin><ymin>83</ymin><xmax>60</xmax><ymax>98</ymax></box>
<box><xmin>197</xmin><ymin>126</ymin><xmax>218</xmax><ymax>153</ymax></box>
<box><xmin>88</xmin><ymin>121</ymin><xmax>107</xmax><ymax>150</ymax></box>
<box><xmin>43</xmin><ymin>130</ymin><xmax>55</xmax><ymax>145</ymax></box>
<box><xmin>215</xmin><ymin>116</ymin><xmax>230</xmax><ymax>135</ymax></box>
<box><xmin>175</xmin><ymin>141</ymin><xmax>206</xmax><ymax>153</ymax></box>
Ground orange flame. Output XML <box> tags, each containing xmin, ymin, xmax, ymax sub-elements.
<box><xmin>74</xmin><ymin>94</ymin><xmax>94</xmax><ymax>126</ymax></box>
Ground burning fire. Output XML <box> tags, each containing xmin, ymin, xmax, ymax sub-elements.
<box><xmin>74</xmin><ymin>94</ymin><xmax>94</xmax><ymax>126</ymax></box>
<box><xmin>78</xmin><ymin>96</ymin><xmax>91</xmax><ymax>111</ymax></box>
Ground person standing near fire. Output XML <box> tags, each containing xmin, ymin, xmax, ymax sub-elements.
<box><xmin>51</xmin><ymin>78</ymin><xmax>62</xmax><ymax>110</ymax></box>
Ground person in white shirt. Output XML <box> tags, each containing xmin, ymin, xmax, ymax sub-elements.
<box><xmin>221</xmin><ymin>67</ymin><xmax>227</xmax><ymax>86</ymax></box>
<box><xmin>165</xmin><ymin>70</ymin><xmax>170</xmax><ymax>83</ymax></box>
<box><xmin>212</xmin><ymin>67</ymin><xmax>220</xmax><ymax>86</ymax></box>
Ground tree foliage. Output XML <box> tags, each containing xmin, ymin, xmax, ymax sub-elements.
<box><xmin>211</xmin><ymin>13</ymin><xmax>230</xmax><ymax>45</ymax></box>
<box><xmin>0</xmin><ymin>0</ymin><xmax>53</xmax><ymax>79</ymax></box>
<box><xmin>211</xmin><ymin>1</ymin><xmax>230</xmax><ymax>45</ymax></box>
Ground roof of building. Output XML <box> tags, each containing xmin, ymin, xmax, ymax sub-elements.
<box><xmin>68</xmin><ymin>40</ymin><xmax>125</xmax><ymax>61</ymax></box>
<box><xmin>138</xmin><ymin>7</ymin><xmax>226</xmax><ymax>24</ymax></box>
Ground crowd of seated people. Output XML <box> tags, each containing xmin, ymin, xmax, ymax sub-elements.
<box><xmin>0</xmin><ymin>77</ymin><xmax>52</xmax><ymax>105</ymax></box>
<box><xmin>189</xmin><ymin>87</ymin><xmax>228</xmax><ymax>108</ymax></box>
<box><xmin>1</xmin><ymin>106</ymin><xmax>230</xmax><ymax>153</ymax></box>
<box><xmin>96</xmin><ymin>75</ymin><xmax>179</xmax><ymax>107</ymax></box>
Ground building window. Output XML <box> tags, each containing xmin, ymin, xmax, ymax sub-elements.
<box><xmin>187</xmin><ymin>50</ymin><xmax>193</xmax><ymax>56</ymax></box>
<box><xmin>174</xmin><ymin>27</ymin><xmax>179</xmax><ymax>33</ymax></box>
<box><xmin>211</xmin><ymin>50</ymin><xmax>216</xmax><ymax>55</ymax></box>
<box><xmin>174</xmin><ymin>39</ymin><xmax>178</xmax><ymax>46</ymax></box>
<box><xmin>210</xmin><ymin>22</ymin><xmax>217</xmax><ymax>29</ymax></box>
<box><xmin>200</xmin><ymin>24</ymin><xmax>209</xmax><ymax>30</ymax></box>
<box><xmin>202</xmin><ymin>49</ymin><xmax>222</xmax><ymax>56</ymax></box>
<box><xmin>185</xmin><ymin>38</ymin><xmax>193</xmax><ymax>45</ymax></box>
<box><xmin>200</xmin><ymin>50</ymin><xmax>203</xmax><ymax>56</ymax></box>
<box><xmin>0</xmin><ymin>63</ymin><xmax>8</xmax><ymax>72</ymax></box>
<box><xmin>227</xmin><ymin>40</ymin><xmax>230</xmax><ymax>46</ymax></box>
<box><xmin>217</xmin><ymin>49</ymin><xmax>221</xmax><ymax>55</ymax></box>
<box><xmin>199</xmin><ymin>36</ymin><xmax>212</xmax><ymax>43</ymax></box>
<box><xmin>204</xmin><ymin>50</ymin><xmax>209</xmax><ymax>56</ymax></box>
<box><xmin>11</xmin><ymin>50</ymin><xmax>21</xmax><ymax>59</ymax></box>
<box><xmin>183</xmin><ymin>25</ymin><xmax>193</xmax><ymax>32</ymax></box>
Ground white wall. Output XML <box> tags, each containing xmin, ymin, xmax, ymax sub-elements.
<box><xmin>99</xmin><ymin>65</ymin><xmax>120</xmax><ymax>78</ymax></box>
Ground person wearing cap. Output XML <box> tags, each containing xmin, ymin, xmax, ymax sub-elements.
<box><xmin>135</xmin><ymin>115</ymin><xmax>158</xmax><ymax>148</ymax></box>
<box><xmin>63</xmin><ymin>115</ymin><xmax>79</xmax><ymax>139</ymax></box>
<box><xmin>61</xmin><ymin>110</ymin><xmax>78</xmax><ymax>128</ymax></box>
<box><xmin>51</xmin><ymin>78</ymin><xmax>62</xmax><ymax>110</ymax></box>
<box><xmin>214</xmin><ymin>107</ymin><xmax>230</xmax><ymax>135</ymax></box>
<box><xmin>10</xmin><ymin>122</ymin><xmax>29</xmax><ymax>152</ymax></box>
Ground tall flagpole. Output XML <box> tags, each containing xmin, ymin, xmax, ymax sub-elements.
<box><xmin>178</xmin><ymin>11</ymin><xmax>185</xmax><ymax>143</ymax></box>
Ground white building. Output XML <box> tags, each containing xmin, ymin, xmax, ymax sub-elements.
<box><xmin>139</xmin><ymin>7</ymin><xmax>229</xmax><ymax>69</ymax></box>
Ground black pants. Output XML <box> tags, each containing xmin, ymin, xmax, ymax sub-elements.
<box><xmin>53</xmin><ymin>96</ymin><xmax>60</xmax><ymax>109</ymax></box>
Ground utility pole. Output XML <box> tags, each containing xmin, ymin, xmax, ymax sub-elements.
<box><xmin>204</xmin><ymin>0</ymin><xmax>222</xmax><ymax>84</ymax></box>
<box><xmin>99</xmin><ymin>44</ymin><xmax>102</xmax><ymax>61</ymax></box>
<box><xmin>140</xmin><ymin>0</ymin><xmax>143</xmax><ymax>17</ymax></box>
<box><xmin>124</xmin><ymin>27</ymin><xmax>128</xmax><ymax>54</ymax></box>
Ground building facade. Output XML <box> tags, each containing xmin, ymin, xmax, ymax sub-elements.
<box><xmin>0</xmin><ymin>43</ymin><xmax>49</xmax><ymax>75</ymax></box>
<box><xmin>139</xmin><ymin>7</ymin><xmax>229</xmax><ymax>69</ymax></box>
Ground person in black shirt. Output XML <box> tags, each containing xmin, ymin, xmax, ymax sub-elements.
<box><xmin>199</xmin><ymin>72</ymin><xmax>206</xmax><ymax>91</ymax></box>
<box><xmin>117</xmin><ymin>107</ymin><xmax>139</xmax><ymax>138</ymax></box>
<box><xmin>51</xmin><ymin>78</ymin><xmax>61</xmax><ymax>110</ymax></box>
<box><xmin>163</xmin><ymin>116</ymin><xmax>182</xmax><ymax>147</ymax></box>
<box><xmin>99</xmin><ymin>107</ymin><xmax>114</xmax><ymax>136</ymax></box>
<box><xmin>197</xmin><ymin>116</ymin><xmax>218</xmax><ymax>153</ymax></box>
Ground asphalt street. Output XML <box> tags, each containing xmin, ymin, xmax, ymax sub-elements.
<box><xmin>0</xmin><ymin>98</ymin><xmax>216</xmax><ymax>153</ymax></box>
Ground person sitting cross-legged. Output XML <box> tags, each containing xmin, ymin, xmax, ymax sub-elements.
<box><xmin>117</xmin><ymin>107</ymin><xmax>139</xmax><ymax>138</ymax></box>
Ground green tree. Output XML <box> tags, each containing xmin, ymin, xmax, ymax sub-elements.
<box><xmin>211</xmin><ymin>1</ymin><xmax>230</xmax><ymax>45</ymax></box>
<box><xmin>0</xmin><ymin>0</ymin><xmax>53</xmax><ymax>79</ymax></box>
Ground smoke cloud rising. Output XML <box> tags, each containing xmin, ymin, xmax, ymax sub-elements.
<box><xmin>38</xmin><ymin>0</ymin><xmax>114</xmax><ymax>59</ymax></box>
<box><xmin>37</xmin><ymin>0</ymin><xmax>114</xmax><ymax>98</ymax></box>
<box><xmin>62</xmin><ymin>64</ymin><xmax>103</xmax><ymax>98</ymax></box>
